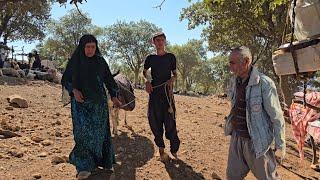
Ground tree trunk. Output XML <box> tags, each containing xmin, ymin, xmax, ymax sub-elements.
<box><xmin>181</xmin><ymin>74</ymin><xmax>186</xmax><ymax>93</ymax></box>
<box><xmin>3</xmin><ymin>34</ymin><xmax>8</xmax><ymax>44</ymax></box>
<box><xmin>134</xmin><ymin>68</ymin><xmax>139</xmax><ymax>87</ymax></box>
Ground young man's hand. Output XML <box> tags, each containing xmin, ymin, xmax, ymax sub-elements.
<box><xmin>72</xmin><ymin>89</ymin><xmax>84</xmax><ymax>103</ymax></box>
<box><xmin>145</xmin><ymin>81</ymin><xmax>153</xmax><ymax>94</ymax></box>
<box><xmin>274</xmin><ymin>147</ymin><xmax>286</xmax><ymax>164</ymax></box>
<box><xmin>167</xmin><ymin>77</ymin><xmax>175</xmax><ymax>89</ymax></box>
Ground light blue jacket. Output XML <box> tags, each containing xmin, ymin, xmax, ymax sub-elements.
<box><xmin>225</xmin><ymin>67</ymin><xmax>286</xmax><ymax>158</ymax></box>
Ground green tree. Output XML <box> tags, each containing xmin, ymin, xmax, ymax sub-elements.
<box><xmin>37</xmin><ymin>9</ymin><xmax>102</xmax><ymax>68</ymax></box>
<box><xmin>168</xmin><ymin>39</ymin><xmax>205</xmax><ymax>93</ymax></box>
<box><xmin>0</xmin><ymin>0</ymin><xmax>51</xmax><ymax>44</ymax></box>
<box><xmin>193</xmin><ymin>55</ymin><xmax>231</xmax><ymax>94</ymax></box>
<box><xmin>104</xmin><ymin>20</ymin><xmax>161</xmax><ymax>86</ymax></box>
<box><xmin>181</xmin><ymin>0</ymin><xmax>295</xmax><ymax>104</ymax></box>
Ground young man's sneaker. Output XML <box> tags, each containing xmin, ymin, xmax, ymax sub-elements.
<box><xmin>77</xmin><ymin>171</ymin><xmax>91</xmax><ymax>180</ymax></box>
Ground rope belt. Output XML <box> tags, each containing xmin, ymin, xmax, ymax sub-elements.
<box><xmin>152</xmin><ymin>81</ymin><xmax>175</xmax><ymax>116</ymax></box>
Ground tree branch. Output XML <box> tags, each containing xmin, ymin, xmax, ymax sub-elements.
<box><xmin>70</xmin><ymin>0</ymin><xmax>88</xmax><ymax>19</ymax></box>
<box><xmin>153</xmin><ymin>0</ymin><xmax>166</xmax><ymax>10</ymax></box>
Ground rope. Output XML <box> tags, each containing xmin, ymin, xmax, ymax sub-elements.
<box><xmin>303</xmin><ymin>80</ymin><xmax>307</xmax><ymax>108</ymax></box>
<box><xmin>290</xmin><ymin>0</ymin><xmax>300</xmax><ymax>76</ymax></box>
<box><xmin>117</xmin><ymin>80</ymin><xmax>175</xmax><ymax>119</ymax></box>
<box><xmin>115</xmin><ymin>82</ymin><xmax>135</xmax><ymax>109</ymax></box>
<box><xmin>288</xmin><ymin>0</ymin><xmax>310</xmax><ymax>108</ymax></box>
<box><xmin>151</xmin><ymin>81</ymin><xmax>175</xmax><ymax>118</ymax></box>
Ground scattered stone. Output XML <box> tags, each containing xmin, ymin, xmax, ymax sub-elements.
<box><xmin>52</xmin><ymin>148</ymin><xmax>62</xmax><ymax>153</ymax></box>
<box><xmin>31</xmin><ymin>136</ymin><xmax>44</xmax><ymax>143</ymax></box>
<box><xmin>0</xmin><ymin>129</ymin><xmax>21</xmax><ymax>138</ymax></box>
<box><xmin>52</xmin><ymin>120</ymin><xmax>62</xmax><ymax>126</ymax></box>
<box><xmin>42</xmin><ymin>95</ymin><xmax>47</xmax><ymax>98</ymax></box>
<box><xmin>38</xmin><ymin>152</ymin><xmax>48</xmax><ymax>157</ymax></box>
<box><xmin>7</xmin><ymin>95</ymin><xmax>28</xmax><ymax>108</ymax></box>
<box><xmin>55</xmin><ymin>112</ymin><xmax>61</xmax><ymax>116</ymax></box>
<box><xmin>51</xmin><ymin>155</ymin><xmax>68</xmax><ymax>165</ymax></box>
<box><xmin>8</xmin><ymin>150</ymin><xmax>24</xmax><ymax>158</ymax></box>
<box><xmin>32</xmin><ymin>173</ymin><xmax>41</xmax><ymax>179</ymax></box>
<box><xmin>41</xmin><ymin>140</ymin><xmax>53</xmax><ymax>146</ymax></box>
<box><xmin>218</xmin><ymin>124</ymin><xmax>223</xmax><ymax>128</ymax></box>
<box><xmin>11</xmin><ymin>125</ymin><xmax>20</xmax><ymax>132</ymax></box>
<box><xmin>5</xmin><ymin>106</ymin><xmax>13</xmax><ymax>111</ymax></box>
<box><xmin>19</xmin><ymin>137</ymin><xmax>33</xmax><ymax>146</ymax></box>
<box><xmin>55</xmin><ymin>131</ymin><xmax>62</xmax><ymax>137</ymax></box>
<box><xmin>184</xmin><ymin>110</ymin><xmax>188</xmax><ymax>113</ymax></box>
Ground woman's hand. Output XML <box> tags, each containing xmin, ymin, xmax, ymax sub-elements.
<box><xmin>72</xmin><ymin>89</ymin><xmax>84</xmax><ymax>103</ymax></box>
<box><xmin>112</xmin><ymin>97</ymin><xmax>122</xmax><ymax>108</ymax></box>
<box><xmin>145</xmin><ymin>81</ymin><xmax>153</xmax><ymax>94</ymax></box>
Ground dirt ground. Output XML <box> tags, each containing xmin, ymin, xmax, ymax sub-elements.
<box><xmin>0</xmin><ymin>76</ymin><xmax>319</xmax><ymax>180</ymax></box>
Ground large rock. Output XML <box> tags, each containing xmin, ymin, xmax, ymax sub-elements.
<box><xmin>7</xmin><ymin>95</ymin><xmax>28</xmax><ymax>108</ymax></box>
<box><xmin>48</xmin><ymin>69</ymin><xmax>62</xmax><ymax>84</ymax></box>
<box><xmin>51</xmin><ymin>155</ymin><xmax>68</xmax><ymax>165</ymax></box>
<box><xmin>26</xmin><ymin>72</ymin><xmax>36</xmax><ymax>80</ymax></box>
<box><xmin>1</xmin><ymin>68</ymin><xmax>20</xmax><ymax>78</ymax></box>
<box><xmin>17</xmin><ymin>69</ymin><xmax>25</xmax><ymax>78</ymax></box>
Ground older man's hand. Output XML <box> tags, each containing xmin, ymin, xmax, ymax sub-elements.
<box><xmin>274</xmin><ymin>147</ymin><xmax>286</xmax><ymax>164</ymax></box>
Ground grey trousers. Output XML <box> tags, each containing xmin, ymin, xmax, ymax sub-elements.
<box><xmin>226</xmin><ymin>132</ymin><xmax>279</xmax><ymax>180</ymax></box>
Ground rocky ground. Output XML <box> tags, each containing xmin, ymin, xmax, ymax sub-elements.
<box><xmin>0</xmin><ymin>76</ymin><xmax>319</xmax><ymax>180</ymax></box>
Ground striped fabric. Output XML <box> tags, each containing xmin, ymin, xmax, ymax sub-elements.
<box><xmin>289</xmin><ymin>92</ymin><xmax>320</xmax><ymax>160</ymax></box>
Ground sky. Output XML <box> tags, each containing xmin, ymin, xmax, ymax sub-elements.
<box><xmin>7</xmin><ymin>0</ymin><xmax>207</xmax><ymax>59</ymax></box>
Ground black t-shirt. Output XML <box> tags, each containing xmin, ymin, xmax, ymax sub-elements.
<box><xmin>143</xmin><ymin>53</ymin><xmax>176</xmax><ymax>86</ymax></box>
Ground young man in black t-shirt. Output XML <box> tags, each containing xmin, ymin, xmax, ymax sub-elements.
<box><xmin>143</xmin><ymin>32</ymin><xmax>180</xmax><ymax>162</ymax></box>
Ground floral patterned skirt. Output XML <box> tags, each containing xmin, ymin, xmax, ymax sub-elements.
<box><xmin>69</xmin><ymin>98</ymin><xmax>115</xmax><ymax>172</ymax></box>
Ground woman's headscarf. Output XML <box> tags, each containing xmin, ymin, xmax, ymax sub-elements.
<box><xmin>61</xmin><ymin>34</ymin><xmax>103</xmax><ymax>104</ymax></box>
